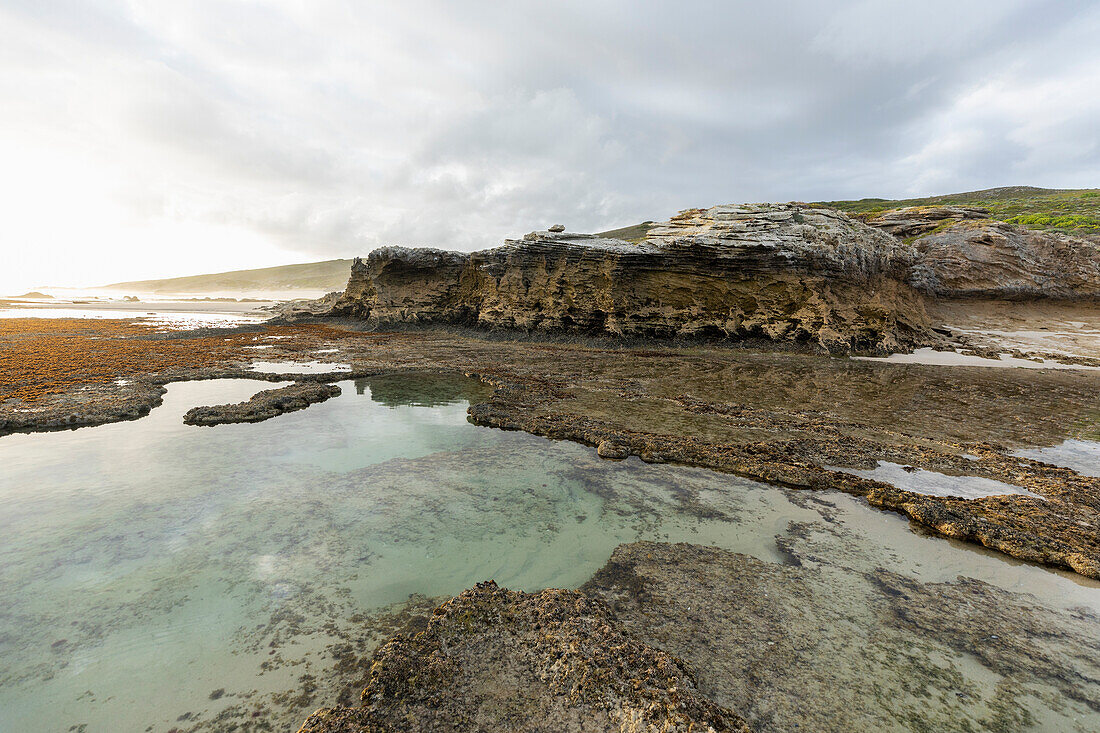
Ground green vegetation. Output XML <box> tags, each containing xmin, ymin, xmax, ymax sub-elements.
<box><xmin>815</xmin><ymin>186</ymin><xmax>1100</xmax><ymax>235</ymax></box>
<box><xmin>1005</xmin><ymin>213</ymin><xmax>1100</xmax><ymax>231</ymax></box>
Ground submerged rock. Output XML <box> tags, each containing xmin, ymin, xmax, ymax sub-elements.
<box><xmin>582</xmin><ymin>541</ymin><xmax>1100</xmax><ymax>731</ymax></box>
<box><xmin>298</xmin><ymin>580</ymin><xmax>751</xmax><ymax>732</ymax></box>
<box><xmin>298</xmin><ymin>538</ymin><xmax>1100</xmax><ymax>732</ymax></box>
<box><xmin>328</xmin><ymin>204</ymin><xmax>934</xmax><ymax>353</ymax></box>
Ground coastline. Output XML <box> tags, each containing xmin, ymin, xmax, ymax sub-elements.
<box><xmin>4</xmin><ymin>315</ymin><xmax>1099</xmax><ymax>580</ymax></box>
<box><xmin>4</xmin><ymin>312</ymin><xmax>1100</xmax><ymax>730</ymax></box>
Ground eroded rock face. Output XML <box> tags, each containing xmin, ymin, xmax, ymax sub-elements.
<box><xmin>905</xmin><ymin>220</ymin><xmax>1100</xmax><ymax>299</ymax></box>
<box><xmin>297</xmin><ymin>580</ymin><xmax>751</xmax><ymax>733</ymax></box>
<box><xmin>330</xmin><ymin>205</ymin><xmax>934</xmax><ymax>353</ymax></box>
<box><xmin>857</xmin><ymin>207</ymin><xmax>1100</xmax><ymax>299</ymax></box>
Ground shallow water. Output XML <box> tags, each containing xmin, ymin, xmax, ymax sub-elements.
<box><xmin>1011</xmin><ymin>439</ymin><xmax>1100</xmax><ymax>478</ymax></box>
<box><xmin>0</xmin><ymin>306</ymin><xmax>266</xmax><ymax>329</ymax></box>
<box><xmin>1</xmin><ymin>374</ymin><xmax>1097</xmax><ymax>732</ymax></box>
<box><xmin>853</xmin><ymin>346</ymin><xmax>1100</xmax><ymax>370</ymax></box>
<box><xmin>248</xmin><ymin>359</ymin><xmax>352</xmax><ymax>374</ymax></box>
<box><xmin>828</xmin><ymin>460</ymin><xmax>1045</xmax><ymax>500</ymax></box>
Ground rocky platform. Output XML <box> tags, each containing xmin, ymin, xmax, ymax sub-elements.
<box><xmin>299</xmin><ymin>539</ymin><xmax>1100</xmax><ymax>732</ymax></box>
<box><xmin>324</xmin><ymin>204</ymin><xmax>934</xmax><ymax>353</ymax></box>
<box><xmin>298</xmin><ymin>579</ymin><xmax>751</xmax><ymax>733</ymax></box>
<box><xmin>5</xmin><ymin>319</ymin><xmax>1099</xmax><ymax>579</ymax></box>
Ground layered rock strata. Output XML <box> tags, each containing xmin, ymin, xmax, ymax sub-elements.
<box><xmin>860</xmin><ymin>205</ymin><xmax>990</xmax><ymax>238</ymax></box>
<box><xmin>906</xmin><ymin>220</ymin><xmax>1100</xmax><ymax>299</ymax></box>
<box><xmin>328</xmin><ymin>204</ymin><xmax>935</xmax><ymax>353</ymax></box>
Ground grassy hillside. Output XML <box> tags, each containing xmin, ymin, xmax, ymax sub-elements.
<box><xmin>104</xmin><ymin>259</ymin><xmax>353</xmax><ymax>293</ymax></box>
<box><xmin>597</xmin><ymin>221</ymin><xmax>656</xmax><ymax>242</ymax></box>
<box><xmin>815</xmin><ymin>186</ymin><xmax>1100</xmax><ymax>235</ymax></box>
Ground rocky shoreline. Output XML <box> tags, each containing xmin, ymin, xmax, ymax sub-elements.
<box><xmin>315</xmin><ymin>204</ymin><xmax>936</xmax><ymax>354</ymax></box>
<box><xmin>5</xmin><ymin>200</ymin><xmax>1100</xmax><ymax>732</ymax></box>
<box><xmin>4</xmin><ymin>318</ymin><xmax>1099</xmax><ymax>580</ymax></box>
<box><xmin>297</xmin><ymin>534</ymin><xmax>1100</xmax><ymax>732</ymax></box>
<box><xmin>281</xmin><ymin>202</ymin><xmax>1100</xmax><ymax>359</ymax></box>
<box><xmin>299</xmin><ymin>577</ymin><xmax>752</xmax><ymax>732</ymax></box>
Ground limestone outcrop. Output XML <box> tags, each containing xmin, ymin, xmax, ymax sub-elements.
<box><xmin>327</xmin><ymin>204</ymin><xmax>935</xmax><ymax>353</ymax></box>
<box><xmin>859</xmin><ymin>205</ymin><xmax>990</xmax><ymax>238</ymax></box>
<box><xmin>905</xmin><ymin>220</ymin><xmax>1100</xmax><ymax>299</ymax></box>
<box><xmin>854</xmin><ymin>207</ymin><xmax>1100</xmax><ymax>299</ymax></box>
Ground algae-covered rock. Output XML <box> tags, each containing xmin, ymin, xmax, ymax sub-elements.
<box><xmin>297</xmin><ymin>580</ymin><xmax>751</xmax><ymax>732</ymax></box>
<box><xmin>183</xmin><ymin>382</ymin><xmax>341</xmax><ymax>426</ymax></box>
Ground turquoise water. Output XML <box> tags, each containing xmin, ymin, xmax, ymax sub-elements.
<box><xmin>0</xmin><ymin>374</ymin><xmax>799</xmax><ymax>731</ymax></box>
<box><xmin>2</xmin><ymin>373</ymin><xmax>1098</xmax><ymax>732</ymax></box>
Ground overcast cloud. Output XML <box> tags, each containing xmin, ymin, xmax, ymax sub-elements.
<box><xmin>1</xmin><ymin>0</ymin><xmax>1098</xmax><ymax>291</ymax></box>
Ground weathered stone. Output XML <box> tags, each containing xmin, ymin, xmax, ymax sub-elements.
<box><xmin>272</xmin><ymin>291</ymin><xmax>345</xmax><ymax>321</ymax></box>
<box><xmin>861</xmin><ymin>205</ymin><xmax>989</xmax><ymax>238</ymax></box>
<box><xmin>548</xmin><ymin>223</ymin><xmax>566</xmax><ymax>232</ymax></box>
<box><xmin>596</xmin><ymin>440</ymin><xmax>629</xmax><ymax>459</ymax></box>
<box><xmin>857</xmin><ymin>207</ymin><xmax>1100</xmax><ymax>299</ymax></box>
<box><xmin>906</xmin><ymin>220</ymin><xmax>1100</xmax><ymax>299</ymax></box>
<box><xmin>327</xmin><ymin>204</ymin><xmax>935</xmax><ymax>353</ymax></box>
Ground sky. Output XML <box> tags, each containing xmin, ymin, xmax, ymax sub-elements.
<box><xmin>1</xmin><ymin>0</ymin><xmax>1099</xmax><ymax>293</ymax></box>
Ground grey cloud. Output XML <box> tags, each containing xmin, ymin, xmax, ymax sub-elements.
<box><xmin>0</xmin><ymin>0</ymin><xmax>1098</xmax><ymax>282</ymax></box>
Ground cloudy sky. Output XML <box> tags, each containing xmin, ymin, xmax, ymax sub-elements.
<box><xmin>2</xmin><ymin>0</ymin><xmax>1099</xmax><ymax>292</ymax></box>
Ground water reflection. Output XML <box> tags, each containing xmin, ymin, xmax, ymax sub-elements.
<box><xmin>356</xmin><ymin>372</ymin><xmax>491</xmax><ymax>407</ymax></box>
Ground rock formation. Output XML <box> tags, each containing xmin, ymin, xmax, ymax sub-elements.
<box><xmin>297</xmin><ymin>580</ymin><xmax>751</xmax><ymax>732</ymax></box>
<box><xmin>306</xmin><ymin>200</ymin><xmax>1100</xmax><ymax>349</ymax></box>
<box><xmin>327</xmin><ymin>204</ymin><xmax>935</xmax><ymax>353</ymax></box>
<box><xmin>859</xmin><ymin>205</ymin><xmax>990</xmax><ymax>238</ymax></box>
<box><xmin>183</xmin><ymin>382</ymin><xmax>341</xmax><ymax>426</ymax></box>
<box><xmin>855</xmin><ymin>206</ymin><xmax>1100</xmax><ymax>299</ymax></box>
<box><xmin>905</xmin><ymin>220</ymin><xmax>1100</xmax><ymax>299</ymax></box>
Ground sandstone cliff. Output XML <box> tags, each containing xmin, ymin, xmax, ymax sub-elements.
<box><xmin>328</xmin><ymin>204</ymin><xmax>934</xmax><ymax>353</ymax></box>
